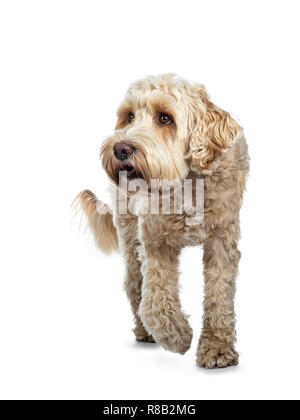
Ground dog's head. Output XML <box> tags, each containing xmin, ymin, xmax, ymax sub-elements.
<box><xmin>101</xmin><ymin>74</ymin><xmax>241</xmax><ymax>186</ymax></box>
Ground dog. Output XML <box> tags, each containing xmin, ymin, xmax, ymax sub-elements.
<box><xmin>75</xmin><ymin>74</ymin><xmax>249</xmax><ymax>369</ymax></box>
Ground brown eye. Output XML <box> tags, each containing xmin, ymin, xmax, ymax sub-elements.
<box><xmin>128</xmin><ymin>112</ymin><xmax>134</xmax><ymax>123</ymax></box>
<box><xmin>158</xmin><ymin>113</ymin><xmax>172</xmax><ymax>125</ymax></box>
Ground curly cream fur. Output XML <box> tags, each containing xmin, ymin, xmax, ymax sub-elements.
<box><xmin>74</xmin><ymin>189</ymin><xmax>119</xmax><ymax>254</ymax></box>
<box><xmin>77</xmin><ymin>74</ymin><xmax>249</xmax><ymax>369</ymax></box>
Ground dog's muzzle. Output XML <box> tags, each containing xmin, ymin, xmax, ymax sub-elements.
<box><xmin>113</xmin><ymin>141</ymin><xmax>134</xmax><ymax>161</ymax></box>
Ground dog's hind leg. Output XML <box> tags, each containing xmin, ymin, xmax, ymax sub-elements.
<box><xmin>116</xmin><ymin>213</ymin><xmax>155</xmax><ymax>343</ymax></box>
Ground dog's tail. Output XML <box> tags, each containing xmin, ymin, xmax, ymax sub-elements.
<box><xmin>74</xmin><ymin>189</ymin><xmax>119</xmax><ymax>254</ymax></box>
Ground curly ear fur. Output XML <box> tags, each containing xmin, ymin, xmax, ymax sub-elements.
<box><xmin>73</xmin><ymin>190</ymin><xmax>119</xmax><ymax>254</ymax></box>
<box><xmin>188</xmin><ymin>86</ymin><xmax>242</xmax><ymax>173</ymax></box>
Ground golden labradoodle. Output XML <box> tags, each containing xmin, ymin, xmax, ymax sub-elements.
<box><xmin>76</xmin><ymin>74</ymin><xmax>249</xmax><ymax>369</ymax></box>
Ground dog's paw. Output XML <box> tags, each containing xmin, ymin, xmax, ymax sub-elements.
<box><xmin>196</xmin><ymin>340</ymin><xmax>239</xmax><ymax>369</ymax></box>
<box><xmin>139</xmin><ymin>300</ymin><xmax>193</xmax><ymax>355</ymax></box>
<box><xmin>133</xmin><ymin>323</ymin><xmax>156</xmax><ymax>343</ymax></box>
<box><xmin>136</xmin><ymin>335</ymin><xmax>156</xmax><ymax>343</ymax></box>
<box><xmin>157</xmin><ymin>317</ymin><xmax>193</xmax><ymax>355</ymax></box>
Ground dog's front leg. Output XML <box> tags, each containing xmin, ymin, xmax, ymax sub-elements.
<box><xmin>196</xmin><ymin>223</ymin><xmax>240</xmax><ymax>368</ymax></box>
<box><xmin>138</xmin><ymin>216</ymin><xmax>193</xmax><ymax>355</ymax></box>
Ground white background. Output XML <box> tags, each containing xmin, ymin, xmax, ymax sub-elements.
<box><xmin>0</xmin><ymin>0</ymin><xmax>300</xmax><ymax>400</ymax></box>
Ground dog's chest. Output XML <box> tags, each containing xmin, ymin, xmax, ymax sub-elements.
<box><xmin>181</xmin><ymin>221</ymin><xmax>207</xmax><ymax>247</ymax></box>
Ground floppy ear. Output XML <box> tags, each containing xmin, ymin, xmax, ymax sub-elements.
<box><xmin>187</xmin><ymin>86</ymin><xmax>241</xmax><ymax>173</ymax></box>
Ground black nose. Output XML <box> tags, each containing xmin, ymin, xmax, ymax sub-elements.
<box><xmin>113</xmin><ymin>142</ymin><xmax>133</xmax><ymax>161</ymax></box>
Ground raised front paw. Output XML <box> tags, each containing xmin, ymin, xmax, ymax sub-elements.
<box><xmin>158</xmin><ymin>316</ymin><xmax>193</xmax><ymax>355</ymax></box>
<box><xmin>139</xmin><ymin>299</ymin><xmax>193</xmax><ymax>355</ymax></box>
<box><xmin>196</xmin><ymin>336</ymin><xmax>239</xmax><ymax>369</ymax></box>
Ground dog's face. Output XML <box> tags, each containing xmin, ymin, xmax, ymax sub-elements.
<box><xmin>101</xmin><ymin>74</ymin><xmax>241</xmax><ymax>186</ymax></box>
